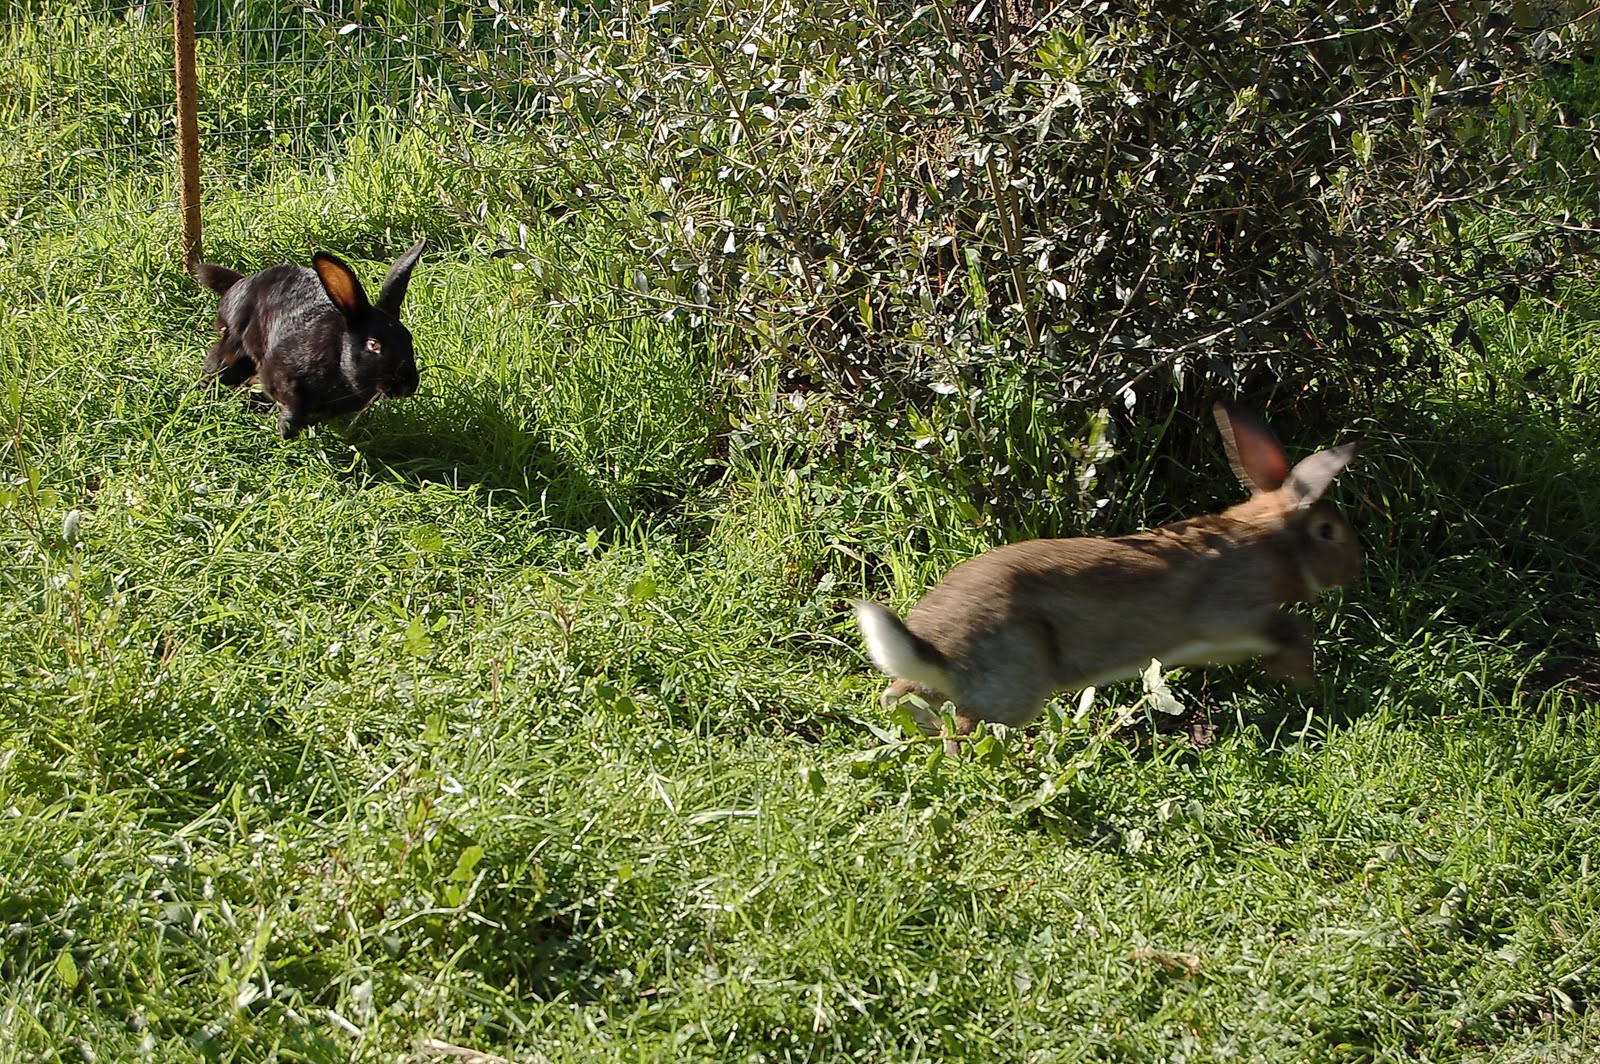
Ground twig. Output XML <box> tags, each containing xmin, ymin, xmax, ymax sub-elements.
<box><xmin>419</xmin><ymin>1037</ymin><xmax>530</xmax><ymax>1064</ymax></box>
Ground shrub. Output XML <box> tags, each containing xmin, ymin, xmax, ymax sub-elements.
<box><xmin>436</xmin><ymin>0</ymin><xmax>1599</xmax><ymax>521</ymax></box>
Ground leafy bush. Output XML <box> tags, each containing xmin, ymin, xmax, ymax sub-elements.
<box><xmin>16</xmin><ymin>0</ymin><xmax>1597</xmax><ymax>524</ymax></box>
<box><xmin>440</xmin><ymin>0</ymin><xmax>1600</xmax><ymax>520</ymax></box>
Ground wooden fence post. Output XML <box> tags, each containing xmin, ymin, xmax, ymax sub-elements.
<box><xmin>173</xmin><ymin>0</ymin><xmax>202</xmax><ymax>273</ymax></box>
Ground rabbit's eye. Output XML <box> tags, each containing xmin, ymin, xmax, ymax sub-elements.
<box><xmin>366</xmin><ymin>338</ymin><xmax>382</xmax><ymax>354</ymax></box>
<box><xmin>1316</xmin><ymin>521</ymin><xmax>1336</xmax><ymax>540</ymax></box>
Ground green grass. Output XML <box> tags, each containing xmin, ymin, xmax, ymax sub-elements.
<box><xmin>4</xmin><ymin>9</ymin><xmax>1600</xmax><ymax>1064</ymax></box>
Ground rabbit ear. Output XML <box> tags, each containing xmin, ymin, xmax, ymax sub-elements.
<box><xmin>312</xmin><ymin>253</ymin><xmax>371</xmax><ymax>323</ymax></box>
<box><xmin>1284</xmin><ymin>441</ymin><xmax>1363</xmax><ymax>509</ymax></box>
<box><xmin>196</xmin><ymin>263</ymin><xmax>245</xmax><ymax>296</ymax></box>
<box><xmin>1213</xmin><ymin>402</ymin><xmax>1290</xmax><ymax>493</ymax></box>
<box><xmin>375</xmin><ymin>238</ymin><xmax>426</xmax><ymax>316</ymax></box>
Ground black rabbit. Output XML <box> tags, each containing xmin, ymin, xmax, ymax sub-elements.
<box><xmin>196</xmin><ymin>239</ymin><xmax>427</xmax><ymax>437</ymax></box>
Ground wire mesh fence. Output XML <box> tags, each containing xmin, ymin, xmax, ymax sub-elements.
<box><xmin>2</xmin><ymin>0</ymin><xmax>556</xmax><ymax>262</ymax></box>
<box><xmin>4</xmin><ymin>4</ymin><xmax>170</xmax><ymax>234</ymax></box>
<box><xmin>6</xmin><ymin>0</ymin><xmax>1598</xmax><ymax>427</ymax></box>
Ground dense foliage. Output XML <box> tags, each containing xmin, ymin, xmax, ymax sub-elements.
<box><xmin>444</xmin><ymin>3</ymin><xmax>1594</xmax><ymax>400</ymax></box>
<box><xmin>342</xmin><ymin>0</ymin><xmax>1598</xmax><ymax>525</ymax></box>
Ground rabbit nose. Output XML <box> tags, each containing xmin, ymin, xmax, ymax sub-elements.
<box><xmin>391</xmin><ymin>367</ymin><xmax>420</xmax><ymax>397</ymax></box>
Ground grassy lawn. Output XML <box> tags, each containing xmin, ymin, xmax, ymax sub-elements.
<box><xmin>4</xmin><ymin>7</ymin><xmax>1600</xmax><ymax>1063</ymax></box>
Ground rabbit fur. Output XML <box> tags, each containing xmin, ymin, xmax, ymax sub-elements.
<box><xmin>196</xmin><ymin>239</ymin><xmax>427</xmax><ymax>437</ymax></box>
<box><xmin>853</xmin><ymin>403</ymin><xmax>1363</xmax><ymax>738</ymax></box>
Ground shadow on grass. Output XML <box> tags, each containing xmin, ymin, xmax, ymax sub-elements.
<box><xmin>329</xmin><ymin>377</ymin><xmax>725</xmax><ymax>538</ymax></box>
<box><xmin>333</xmin><ymin>385</ymin><xmax>627</xmax><ymax>531</ymax></box>
<box><xmin>1364</xmin><ymin>394</ymin><xmax>1600</xmax><ymax>699</ymax></box>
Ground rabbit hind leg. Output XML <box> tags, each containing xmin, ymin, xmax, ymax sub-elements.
<box><xmin>881</xmin><ymin>679</ymin><xmax>952</xmax><ymax>736</ymax></box>
<box><xmin>1260</xmin><ymin>609</ymin><xmax>1315</xmax><ymax>686</ymax></box>
<box><xmin>958</xmin><ymin>636</ymin><xmax>1059</xmax><ymax>731</ymax></box>
<box><xmin>202</xmin><ymin>335</ymin><xmax>256</xmax><ymax>389</ymax></box>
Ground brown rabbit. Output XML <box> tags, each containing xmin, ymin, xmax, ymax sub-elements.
<box><xmin>853</xmin><ymin>403</ymin><xmax>1363</xmax><ymax>739</ymax></box>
